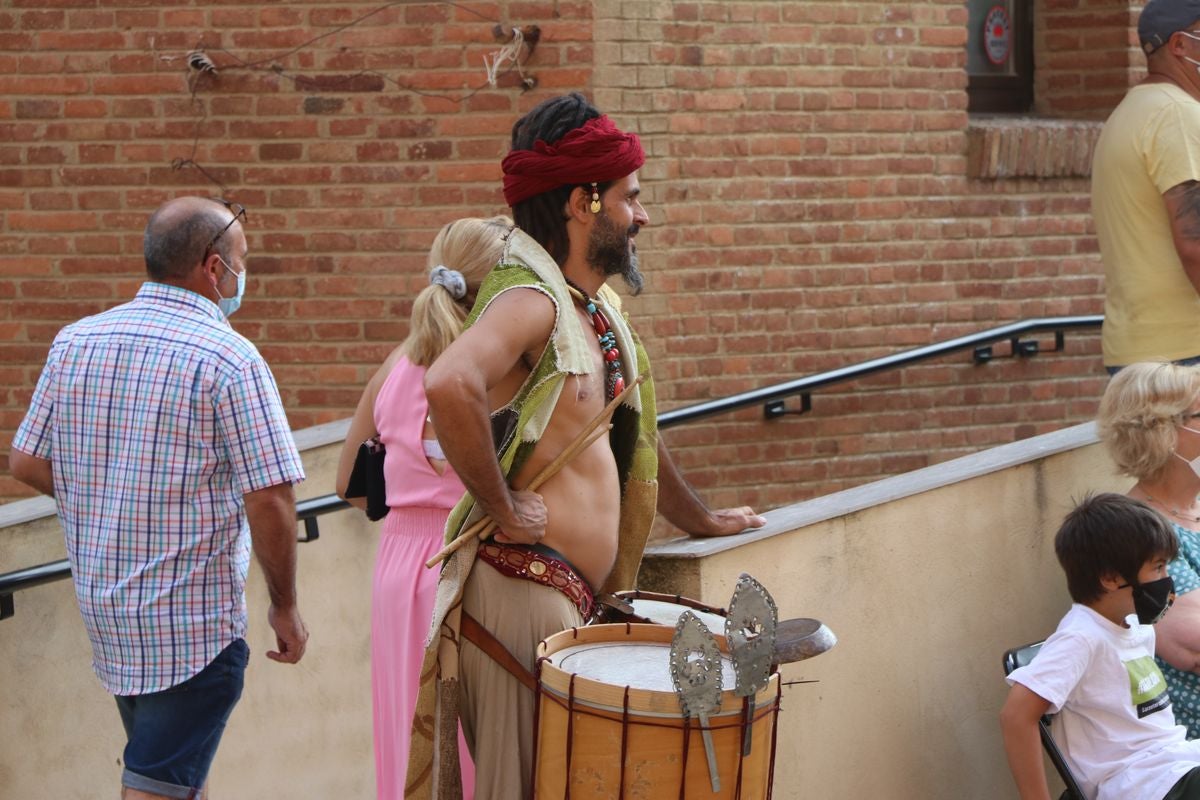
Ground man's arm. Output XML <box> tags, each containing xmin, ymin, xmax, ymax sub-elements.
<box><xmin>244</xmin><ymin>481</ymin><xmax>307</xmax><ymax>664</ymax></box>
<box><xmin>1163</xmin><ymin>181</ymin><xmax>1200</xmax><ymax>294</ymax></box>
<box><xmin>424</xmin><ymin>288</ymin><xmax>557</xmax><ymax>544</ymax></box>
<box><xmin>999</xmin><ymin>684</ymin><xmax>1054</xmax><ymax>800</ymax></box>
<box><xmin>655</xmin><ymin>437</ymin><xmax>765</xmax><ymax>537</ymax></box>
<box><xmin>10</xmin><ymin>449</ymin><xmax>54</xmax><ymax>498</ymax></box>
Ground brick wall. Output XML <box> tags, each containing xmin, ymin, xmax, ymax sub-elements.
<box><xmin>1</xmin><ymin>0</ymin><xmax>1131</xmax><ymax>516</ymax></box>
<box><xmin>596</xmin><ymin>0</ymin><xmax>1112</xmax><ymax>516</ymax></box>
<box><xmin>1037</xmin><ymin>0</ymin><xmax>1141</xmax><ymax>118</ymax></box>
<box><xmin>0</xmin><ymin>1</ymin><xmax>594</xmax><ymax>498</ymax></box>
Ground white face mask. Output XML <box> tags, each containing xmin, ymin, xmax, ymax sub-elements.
<box><xmin>213</xmin><ymin>255</ymin><xmax>245</xmax><ymax>318</ymax></box>
<box><xmin>1178</xmin><ymin>31</ymin><xmax>1200</xmax><ymax>77</ymax></box>
<box><xmin>1176</xmin><ymin>424</ymin><xmax>1200</xmax><ymax>477</ymax></box>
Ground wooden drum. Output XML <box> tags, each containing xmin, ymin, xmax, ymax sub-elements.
<box><xmin>533</xmin><ymin>624</ymin><xmax>778</xmax><ymax>800</ymax></box>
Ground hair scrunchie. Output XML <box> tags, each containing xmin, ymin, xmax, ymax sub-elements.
<box><xmin>430</xmin><ymin>265</ymin><xmax>467</xmax><ymax>300</ymax></box>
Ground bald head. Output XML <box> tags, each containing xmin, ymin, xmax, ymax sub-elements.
<box><xmin>143</xmin><ymin>197</ymin><xmax>240</xmax><ymax>281</ymax></box>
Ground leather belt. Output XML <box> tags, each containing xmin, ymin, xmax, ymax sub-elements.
<box><xmin>476</xmin><ymin>541</ymin><xmax>595</xmax><ymax>620</ymax></box>
<box><xmin>460</xmin><ymin>611</ymin><xmax>537</xmax><ymax>692</ymax></box>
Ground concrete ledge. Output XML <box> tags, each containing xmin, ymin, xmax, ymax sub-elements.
<box><xmin>3</xmin><ymin>418</ymin><xmax>1102</xmax><ymax>557</ymax></box>
<box><xmin>294</xmin><ymin>417</ymin><xmax>350</xmax><ymax>451</ymax></box>
<box><xmin>966</xmin><ymin>116</ymin><xmax>1102</xmax><ymax>179</ymax></box>
<box><xmin>0</xmin><ymin>495</ymin><xmax>57</xmax><ymax>529</ymax></box>
<box><xmin>645</xmin><ymin>420</ymin><xmax>1100</xmax><ymax>560</ymax></box>
<box><xmin>0</xmin><ymin>419</ymin><xmax>354</xmax><ymax>529</ymax></box>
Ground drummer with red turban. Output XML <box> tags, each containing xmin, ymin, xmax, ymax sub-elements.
<box><xmin>407</xmin><ymin>92</ymin><xmax>765</xmax><ymax>800</ymax></box>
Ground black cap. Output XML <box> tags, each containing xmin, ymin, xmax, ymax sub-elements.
<box><xmin>1139</xmin><ymin>0</ymin><xmax>1200</xmax><ymax>54</ymax></box>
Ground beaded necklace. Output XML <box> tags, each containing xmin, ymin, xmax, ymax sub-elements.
<box><xmin>1136</xmin><ymin>486</ymin><xmax>1200</xmax><ymax>524</ymax></box>
<box><xmin>564</xmin><ymin>277</ymin><xmax>625</xmax><ymax>402</ymax></box>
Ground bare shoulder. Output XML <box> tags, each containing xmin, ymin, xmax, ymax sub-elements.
<box><xmin>431</xmin><ymin>286</ymin><xmax>558</xmax><ymax>385</ymax></box>
<box><xmin>473</xmin><ymin>286</ymin><xmax>558</xmax><ymax>344</ymax></box>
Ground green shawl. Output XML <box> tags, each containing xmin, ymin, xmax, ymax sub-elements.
<box><xmin>404</xmin><ymin>229</ymin><xmax>659</xmax><ymax>799</ymax></box>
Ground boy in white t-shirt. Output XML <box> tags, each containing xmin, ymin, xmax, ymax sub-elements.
<box><xmin>1001</xmin><ymin>493</ymin><xmax>1200</xmax><ymax>800</ymax></box>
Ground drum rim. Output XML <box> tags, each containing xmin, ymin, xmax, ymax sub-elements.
<box><xmin>614</xmin><ymin>589</ymin><xmax>727</xmax><ymax>617</ymax></box>
<box><xmin>536</xmin><ymin>624</ymin><xmax>777</xmax><ymax>717</ymax></box>
<box><xmin>625</xmin><ymin>598</ymin><xmax>728</xmax><ymax>630</ymax></box>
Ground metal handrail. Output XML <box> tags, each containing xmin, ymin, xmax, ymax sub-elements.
<box><xmin>657</xmin><ymin>314</ymin><xmax>1102</xmax><ymax>428</ymax></box>
<box><xmin>0</xmin><ymin>495</ymin><xmax>354</xmax><ymax>620</ymax></box>
<box><xmin>0</xmin><ymin>314</ymin><xmax>1103</xmax><ymax>619</ymax></box>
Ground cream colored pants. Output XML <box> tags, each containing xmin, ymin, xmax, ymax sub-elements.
<box><xmin>458</xmin><ymin>559</ymin><xmax>583</xmax><ymax>800</ymax></box>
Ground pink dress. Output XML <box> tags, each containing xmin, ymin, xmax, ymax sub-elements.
<box><xmin>372</xmin><ymin>356</ymin><xmax>474</xmax><ymax>800</ymax></box>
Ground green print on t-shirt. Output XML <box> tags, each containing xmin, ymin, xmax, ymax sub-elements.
<box><xmin>1128</xmin><ymin>654</ymin><xmax>1172</xmax><ymax>718</ymax></box>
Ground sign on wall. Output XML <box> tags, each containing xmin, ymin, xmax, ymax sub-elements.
<box><xmin>983</xmin><ymin>5</ymin><xmax>1012</xmax><ymax>66</ymax></box>
<box><xmin>967</xmin><ymin>0</ymin><xmax>1018</xmax><ymax>77</ymax></box>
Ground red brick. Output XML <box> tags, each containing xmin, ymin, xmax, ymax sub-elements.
<box><xmin>20</xmin><ymin>10</ymin><xmax>65</xmax><ymax>30</ymax></box>
<box><xmin>64</xmin><ymin>99</ymin><xmax>108</xmax><ymax>118</ymax></box>
<box><xmin>260</xmin><ymin>7</ymin><xmax>303</xmax><ymax>27</ymax></box>
<box><xmin>209</xmin><ymin>8</ymin><xmax>257</xmax><ymax>28</ymax></box>
<box><xmin>293</xmin><ymin>73</ymin><xmax>386</xmax><ymax>93</ymax></box>
<box><xmin>259</xmin><ymin>143</ymin><xmax>304</xmax><ymax>161</ymax></box>
<box><xmin>92</xmin><ymin>75</ymin><xmax>184</xmax><ymax>95</ymax></box>
<box><xmin>0</xmin><ymin>75</ymin><xmax>88</xmax><ymax>94</ymax></box>
<box><xmin>0</xmin><ymin>169</ymin><xmax>52</xmax><ymax>187</ymax></box>
<box><xmin>356</xmin><ymin>141</ymin><xmax>400</xmax><ymax>161</ymax></box>
<box><xmin>28</xmin><ymin>192</ymin><xmax>71</xmax><ymax>211</ymax></box>
<box><xmin>37</xmin><ymin>30</ymin><xmax>126</xmax><ymax>50</ymax></box>
<box><xmin>160</xmin><ymin>9</ymin><xmax>202</xmax><ymax>27</ymax></box>
<box><xmin>111</xmin><ymin>9</ymin><xmax>157</xmax><ymax>27</ymax></box>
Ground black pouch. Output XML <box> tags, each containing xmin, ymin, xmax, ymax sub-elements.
<box><xmin>345</xmin><ymin>435</ymin><xmax>388</xmax><ymax>521</ymax></box>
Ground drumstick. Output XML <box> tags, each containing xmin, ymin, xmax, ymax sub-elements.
<box><xmin>423</xmin><ymin>422</ymin><xmax>612</xmax><ymax>568</ymax></box>
<box><xmin>424</xmin><ymin>374</ymin><xmax>643</xmax><ymax>568</ymax></box>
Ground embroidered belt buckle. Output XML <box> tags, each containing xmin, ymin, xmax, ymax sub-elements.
<box><xmin>477</xmin><ymin>542</ymin><xmax>595</xmax><ymax>620</ymax></box>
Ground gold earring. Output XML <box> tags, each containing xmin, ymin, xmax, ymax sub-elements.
<box><xmin>589</xmin><ymin>183</ymin><xmax>601</xmax><ymax>214</ymax></box>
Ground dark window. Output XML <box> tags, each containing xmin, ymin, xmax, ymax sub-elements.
<box><xmin>967</xmin><ymin>0</ymin><xmax>1034</xmax><ymax>113</ymax></box>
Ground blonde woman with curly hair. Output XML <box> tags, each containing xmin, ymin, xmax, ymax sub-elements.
<box><xmin>336</xmin><ymin>215</ymin><xmax>512</xmax><ymax>800</ymax></box>
<box><xmin>1099</xmin><ymin>360</ymin><xmax>1200</xmax><ymax>739</ymax></box>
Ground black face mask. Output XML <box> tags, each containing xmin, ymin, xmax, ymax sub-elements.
<box><xmin>1118</xmin><ymin>576</ymin><xmax>1176</xmax><ymax>625</ymax></box>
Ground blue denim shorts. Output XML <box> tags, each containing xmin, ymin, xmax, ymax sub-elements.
<box><xmin>114</xmin><ymin>639</ymin><xmax>249</xmax><ymax>799</ymax></box>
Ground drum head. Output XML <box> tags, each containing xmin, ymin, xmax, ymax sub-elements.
<box><xmin>548</xmin><ymin>639</ymin><xmax>738</xmax><ymax>693</ymax></box>
<box><xmin>630</xmin><ymin>598</ymin><xmax>726</xmax><ymax>633</ymax></box>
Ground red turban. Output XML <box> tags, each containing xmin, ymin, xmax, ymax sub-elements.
<box><xmin>501</xmin><ymin>115</ymin><xmax>645</xmax><ymax>207</ymax></box>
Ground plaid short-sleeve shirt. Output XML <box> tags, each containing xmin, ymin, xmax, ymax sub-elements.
<box><xmin>12</xmin><ymin>282</ymin><xmax>305</xmax><ymax>695</ymax></box>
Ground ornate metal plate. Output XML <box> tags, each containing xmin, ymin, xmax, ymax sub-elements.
<box><xmin>725</xmin><ymin>573</ymin><xmax>779</xmax><ymax>698</ymax></box>
<box><xmin>669</xmin><ymin>610</ymin><xmax>722</xmax><ymax>717</ymax></box>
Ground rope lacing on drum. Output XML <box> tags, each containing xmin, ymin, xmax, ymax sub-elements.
<box><xmin>766</xmin><ymin>679</ymin><xmax>783</xmax><ymax>800</ymax></box>
<box><xmin>677</xmin><ymin>714</ymin><xmax>691</xmax><ymax>800</ymax></box>
<box><xmin>618</xmin><ymin>685</ymin><xmax>631</xmax><ymax>799</ymax></box>
<box><xmin>564</xmin><ymin>673</ymin><xmax>578</xmax><ymax>800</ymax></box>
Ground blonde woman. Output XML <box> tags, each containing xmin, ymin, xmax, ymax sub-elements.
<box><xmin>336</xmin><ymin>216</ymin><xmax>511</xmax><ymax>800</ymax></box>
<box><xmin>1099</xmin><ymin>361</ymin><xmax>1200</xmax><ymax>739</ymax></box>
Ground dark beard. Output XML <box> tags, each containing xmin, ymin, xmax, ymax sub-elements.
<box><xmin>585</xmin><ymin>208</ymin><xmax>643</xmax><ymax>295</ymax></box>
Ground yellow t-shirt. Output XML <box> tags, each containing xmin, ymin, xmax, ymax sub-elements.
<box><xmin>1093</xmin><ymin>82</ymin><xmax>1200</xmax><ymax>366</ymax></box>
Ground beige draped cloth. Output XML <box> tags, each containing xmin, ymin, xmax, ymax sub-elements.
<box><xmin>404</xmin><ymin>230</ymin><xmax>660</xmax><ymax>799</ymax></box>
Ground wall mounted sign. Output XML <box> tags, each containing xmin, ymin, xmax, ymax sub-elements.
<box><xmin>984</xmin><ymin>5</ymin><xmax>1012</xmax><ymax>66</ymax></box>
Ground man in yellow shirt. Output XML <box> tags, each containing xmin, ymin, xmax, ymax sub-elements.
<box><xmin>1093</xmin><ymin>0</ymin><xmax>1200</xmax><ymax>372</ymax></box>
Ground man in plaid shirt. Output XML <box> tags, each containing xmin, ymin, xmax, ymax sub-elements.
<box><xmin>11</xmin><ymin>196</ymin><xmax>308</xmax><ymax>800</ymax></box>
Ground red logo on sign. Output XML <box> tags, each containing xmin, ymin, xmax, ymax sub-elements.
<box><xmin>984</xmin><ymin>5</ymin><xmax>1012</xmax><ymax>66</ymax></box>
